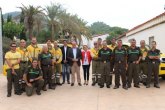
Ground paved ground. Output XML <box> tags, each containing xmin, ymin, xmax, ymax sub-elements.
<box><xmin>1</xmin><ymin>70</ymin><xmax>165</xmax><ymax>110</ymax></box>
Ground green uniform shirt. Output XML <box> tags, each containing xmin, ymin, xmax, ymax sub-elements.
<box><xmin>98</xmin><ymin>48</ymin><xmax>112</xmax><ymax>62</ymax></box>
<box><xmin>127</xmin><ymin>47</ymin><xmax>141</xmax><ymax>62</ymax></box>
<box><xmin>148</xmin><ymin>49</ymin><xmax>160</xmax><ymax>63</ymax></box>
<box><xmin>113</xmin><ymin>47</ymin><xmax>127</xmax><ymax>62</ymax></box>
<box><xmin>25</xmin><ymin>66</ymin><xmax>43</xmax><ymax>83</ymax></box>
<box><xmin>38</xmin><ymin>52</ymin><xmax>53</xmax><ymax>66</ymax></box>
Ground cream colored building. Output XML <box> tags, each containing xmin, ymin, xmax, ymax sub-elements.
<box><xmin>118</xmin><ymin>12</ymin><xmax>165</xmax><ymax>53</ymax></box>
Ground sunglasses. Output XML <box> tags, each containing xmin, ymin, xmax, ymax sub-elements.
<box><xmin>11</xmin><ymin>46</ymin><xmax>16</xmax><ymax>47</ymax></box>
<box><xmin>94</xmin><ymin>43</ymin><xmax>97</xmax><ymax>45</ymax></box>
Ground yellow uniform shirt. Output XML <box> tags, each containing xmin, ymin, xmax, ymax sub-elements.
<box><xmin>5</xmin><ymin>51</ymin><xmax>21</xmax><ymax>69</ymax></box>
<box><xmin>27</xmin><ymin>44</ymin><xmax>42</xmax><ymax>62</ymax></box>
<box><xmin>16</xmin><ymin>47</ymin><xmax>29</xmax><ymax>61</ymax></box>
<box><xmin>48</xmin><ymin>46</ymin><xmax>55</xmax><ymax>55</ymax></box>
<box><xmin>108</xmin><ymin>44</ymin><xmax>117</xmax><ymax>51</ymax></box>
<box><xmin>54</xmin><ymin>48</ymin><xmax>62</xmax><ymax>64</ymax></box>
<box><xmin>90</xmin><ymin>48</ymin><xmax>99</xmax><ymax>60</ymax></box>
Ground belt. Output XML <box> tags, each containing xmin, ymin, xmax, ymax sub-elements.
<box><xmin>115</xmin><ymin>61</ymin><xmax>123</xmax><ymax>64</ymax></box>
<box><xmin>102</xmin><ymin>60</ymin><xmax>110</xmax><ymax>63</ymax></box>
<box><xmin>41</xmin><ymin>65</ymin><xmax>52</xmax><ymax>67</ymax></box>
<box><xmin>129</xmin><ymin>61</ymin><xmax>136</xmax><ymax>63</ymax></box>
<box><xmin>20</xmin><ymin>61</ymin><xmax>28</xmax><ymax>63</ymax></box>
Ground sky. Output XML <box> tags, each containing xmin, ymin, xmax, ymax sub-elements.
<box><xmin>0</xmin><ymin>0</ymin><xmax>165</xmax><ymax>29</ymax></box>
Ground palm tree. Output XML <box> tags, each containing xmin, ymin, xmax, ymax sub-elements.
<box><xmin>45</xmin><ymin>3</ymin><xmax>62</xmax><ymax>40</ymax></box>
<box><xmin>18</xmin><ymin>4</ymin><xmax>44</xmax><ymax>40</ymax></box>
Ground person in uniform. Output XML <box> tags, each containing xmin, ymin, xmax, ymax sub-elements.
<box><xmin>90</xmin><ymin>41</ymin><xmax>100</xmax><ymax>86</ymax></box>
<box><xmin>60</xmin><ymin>40</ymin><xmax>71</xmax><ymax>84</ymax></box>
<box><xmin>98</xmin><ymin>41</ymin><xmax>112</xmax><ymax>88</ymax></box>
<box><xmin>27</xmin><ymin>37</ymin><xmax>41</xmax><ymax>62</ymax></box>
<box><xmin>108</xmin><ymin>38</ymin><xmax>117</xmax><ymax>86</ymax></box>
<box><xmin>113</xmin><ymin>40</ymin><xmax>127</xmax><ymax>90</ymax></box>
<box><xmin>5</xmin><ymin>42</ymin><xmax>21</xmax><ymax>97</ymax></box>
<box><xmin>139</xmin><ymin>40</ymin><xmax>148</xmax><ymax>85</ymax></box>
<box><xmin>24</xmin><ymin>58</ymin><xmax>44</xmax><ymax>96</ymax></box>
<box><xmin>53</xmin><ymin>41</ymin><xmax>62</xmax><ymax>86</ymax></box>
<box><xmin>127</xmin><ymin>39</ymin><xmax>141</xmax><ymax>88</ymax></box>
<box><xmin>38</xmin><ymin>45</ymin><xmax>55</xmax><ymax>91</ymax></box>
<box><xmin>47</xmin><ymin>39</ymin><xmax>55</xmax><ymax>55</ymax></box>
<box><xmin>97</xmin><ymin>38</ymin><xmax>103</xmax><ymax>49</ymax></box>
<box><xmin>16</xmin><ymin>39</ymin><xmax>29</xmax><ymax>93</ymax></box>
<box><xmin>146</xmin><ymin>41</ymin><xmax>160</xmax><ymax>88</ymax></box>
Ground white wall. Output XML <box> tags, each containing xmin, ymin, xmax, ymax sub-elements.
<box><xmin>123</xmin><ymin>22</ymin><xmax>165</xmax><ymax>53</ymax></box>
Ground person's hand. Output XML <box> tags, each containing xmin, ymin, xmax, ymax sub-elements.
<box><xmin>29</xmin><ymin>79</ymin><xmax>35</xmax><ymax>82</ymax></box>
<box><xmin>27</xmin><ymin>83</ymin><xmax>32</xmax><ymax>87</ymax></box>
<box><xmin>136</xmin><ymin>61</ymin><xmax>139</xmax><ymax>64</ymax></box>
<box><xmin>11</xmin><ymin>68</ymin><xmax>17</xmax><ymax>75</ymax></box>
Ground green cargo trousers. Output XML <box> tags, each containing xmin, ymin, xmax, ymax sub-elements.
<box><xmin>99</xmin><ymin>61</ymin><xmax>111</xmax><ymax>86</ymax></box>
<box><xmin>25</xmin><ymin>79</ymin><xmax>44</xmax><ymax>96</ymax></box>
<box><xmin>92</xmin><ymin>60</ymin><xmax>100</xmax><ymax>84</ymax></box>
<box><xmin>6</xmin><ymin>69</ymin><xmax>20</xmax><ymax>94</ymax></box>
<box><xmin>127</xmin><ymin>63</ymin><xmax>139</xmax><ymax>86</ymax></box>
<box><xmin>114</xmin><ymin>62</ymin><xmax>127</xmax><ymax>87</ymax></box>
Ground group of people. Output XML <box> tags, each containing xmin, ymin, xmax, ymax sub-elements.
<box><xmin>4</xmin><ymin>37</ymin><xmax>161</xmax><ymax>97</ymax></box>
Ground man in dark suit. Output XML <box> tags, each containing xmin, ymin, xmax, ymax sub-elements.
<box><xmin>67</xmin><ymin>41</ymin><xmax>82</xmax><ymax>86</ymax></box>
<box><xmin>60</xmin><ymin>40</ymin><xmax>71</xmax><ymax>84</ymax></box>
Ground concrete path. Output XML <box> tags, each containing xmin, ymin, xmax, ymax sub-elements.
<box><xmin>0</xmin><ymin>73</ymin><xmax>165</xmax><ymax>110</ymax></box>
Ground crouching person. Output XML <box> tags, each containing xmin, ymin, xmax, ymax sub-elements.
<box><xmin>24</xmin><ymin>59</ymin><xmax>44</xmax><ymax>96</ymax></box>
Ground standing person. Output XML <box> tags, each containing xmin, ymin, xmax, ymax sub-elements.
<box><xmin>5</xmin><ymin>42</ymin><xmax>21</xmax><ymax>97</ymax></box>
<box><xmin>24</xmin><ymin>59</ymin><xmax>44</xmax><ymax>96</ymax></box>
<box><xmin>53</xmin><ymin>41</ymin><xmax>62</xmax><ymax>86</ymax></box>
<box><xmin>146</xmin><ymin>41</ymin><xmax>160</xmax><ymax>88</ymax></box>
<box><xmin>60</xmin><ymin>40</ymin><xmax>71</xmax><ymax>84</ymax></box>
<box><xmin>90</xmin><ymin>41</ymin><xmax>100</xmax><ymax>86</ymax></box>
<box><xmin>27</xmin><ymin>37</ymin><xmax>41</xmax><ymax>62</ymax></box>
<box><xmin>47</xmin><ymin>39</ymin><xmax>55</xmax><ymax>55</ymax></box>
<box><xmin>97</xmin><ymin>38</ymin><xmax>103</xmax><ymax>49</ymax></box>
<box><xmin>38</xmin><ymin>45</ymin><xmax>55</xmax><ymax>91</ymax></box>
<box><xmin>68</xmin><ymin>41</ymin><xmax>82</xmax><ymax>86</ymax></box>
<box><xmin>127</xmin><ymin>39</ymin><xmax>141</xmax><ymax>88</ymax></box>
<box><xmin>17</xmin><ymin>39</ymin><xmax>29</xmax><ymax>93</ymax></box>
<box><xmin>98</xmin><ymin>41</ymin><xmax>112</xmax><ymax>88</ymax></box>
<box><xmin>139</xmin><ymin>40</ymin><xmax>148</xmax><ymax>85</ymax></box>
<box><xmin>113</xmin><ymin>40</ymin><xmax>127</xmax><ymax>90</ymax></box>
<box><xmin>108</xmin><ymin>38</ymin><xmax>117</xmax><ymax>85</ymax></box>
<box><xmin>81</xmin><ymin>45</ymin><xmax>92</xmax><ymax>85</ymax></box>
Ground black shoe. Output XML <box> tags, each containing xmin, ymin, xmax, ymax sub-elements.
<box><xmin>154</xmin><ymin>84</ymin><xmax>160</xmax><ymax>88</ymax></box>
<box><xmin>62</xmin><ymin>82</ymin><xmax>65</xmax><ymax>84</ymax></box>
<box><xmin>78</xmin><ymin>83</ymin><xmax>82</xmax><ymax>86</ymax></box>
<box><xmin>100</xmin><ymin>85</ymin><xmax>104</xmax><ymax>88</ymax></box>
<box><xmin>7</xmin><ymin>93</ymin><xmax>11</xmax><ymax>97</ymax></box>
<box><xmin>134</xmin><ymin>85</ymin><xmax>140</xmax><ymax>88</ymax></box>
<box><xmin>146</xmin><ymin>85</ymin><xmax>150</xmax><ymax>88</ymax></box>
<box><xmin>71</xmin><ymin>83</ymin><xmax>74</xmax><ymax>86</ymax></box>
<box><xmin>36</xmin><ymin>91</ymin><xmax>41</xmax><ymax>95</ymax></box>
<box><xmin>15</xmin><ymin>92</ymin><xmax>22</xmax><ymax>95</ymax></box>
<box><xmin>49</xmin><ymin>86</ymin><xmax>56</xmax><ymax>90</ymax></box>
<box><xmin>113</xmin><ymin>86</ymin><xmax>119</xmax><ymax>89</ymax></box>
<box><xmin>127</xmin><ymin>85</ymin><xmax>131</xmax><ymax>88</ymax></box>
<box><xmin>92</xmin><ymin>82</ymin><xmax>96</xmax><ymax>86</ymax></box>
<box><xmin>106</xmin><ymin>85</ymin><xmax>110</xmax><ymax>88</ymax></box>
<box><xmin>67</xmin><ymin>81</ymin><xmax>70</xmax><ymax>84</ymax></box>
<box><xmin>57</xmin><ymin>83</ymin><xmax>62</xmax><ymax>86</ymax></box>
<box><xmin>42</xmin><ymin>86</ymin><xmax>47</xmax><ymax>91</ymax></box>
<box><xmin>123</xmin><ymin>86</ymin><xmax>128</xmax><ymax>90</ymax></box>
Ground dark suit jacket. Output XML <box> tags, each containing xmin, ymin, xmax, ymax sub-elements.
<box><xmin>60</xmin><ymin>46</ymin><xmax>71</xmax><ymax>64</ymax></box>
<box><xmin>67</xmin><ymin>48</ymin><xmax>82</xmax><ymax>66</ymax></box>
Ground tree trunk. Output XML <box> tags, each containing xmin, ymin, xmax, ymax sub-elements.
<box><xmin>51</xmin><ymin>24</ymin><xmax>54</xmax><ymax>41</ymax></box>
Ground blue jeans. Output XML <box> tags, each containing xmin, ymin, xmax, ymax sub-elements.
<box><xmin>62</xmin><ymin>64</ymin><xmax>70</xmax><ymax>82</ymax></box>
